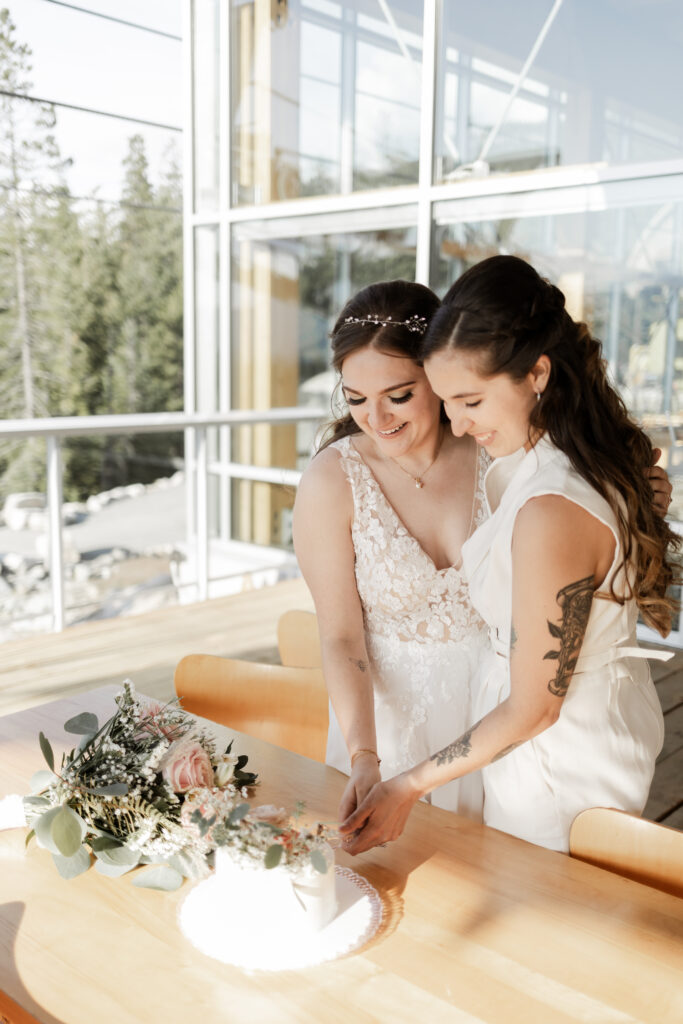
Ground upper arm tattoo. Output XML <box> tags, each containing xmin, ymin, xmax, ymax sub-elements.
<box><xmin>348</xmin><ymin>657</ymin><xmax>367</xmax><ymax>673</ymax></box>
<box><xmin>430</xmin><ymin>719</ymin><xmax>482</xmax><ymax>766</ymax></box>
<box><xmin>543</xmin><ymin>575</ymin><xmax>594</xmax><ymax>697</ymax></box>
<box><xmin>509</xmin><ymin>621</ymin><xmax>518</xmax><ymax>654</ymax></box>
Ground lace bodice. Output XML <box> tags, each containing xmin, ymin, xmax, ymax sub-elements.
<box><xmin>332</xmin><ymin>436</ymin><xmax>489</xmax><ymax>645</ymax></box>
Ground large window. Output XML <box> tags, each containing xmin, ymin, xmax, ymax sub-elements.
<box><xmin>229</xmin><ymin>213</ymin><xmax>416</xmax><ymax>544</ymax></box>
<box><xmin>230</xmin><ymin>0</ymin><xmax>424</xmax><ymax>203</ymax></box>
<box><xmin>188</xmin><ymin>0</ymin><xmax>683</xmax><ymax>546</ymax></box>
<box><xmin>435</xmin><ymin>0</ymin><xmax>683</xmax><ymax>181</ymax></box>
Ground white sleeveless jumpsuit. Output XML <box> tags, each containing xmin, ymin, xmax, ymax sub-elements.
<box><xmin>325</xmin><ymin>435</ymin><xmax>490</xmax><ymax>819</ymax></box>
<box><xmin>462</xmin><ymin>436</ymin><xmax>668</xmax><ymax>852</ymax></box>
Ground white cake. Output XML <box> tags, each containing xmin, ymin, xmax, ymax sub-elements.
<box><xmin>213</xmin><ymin>843</ymin><xmax>338</xmax><ymax>934</ymax></box>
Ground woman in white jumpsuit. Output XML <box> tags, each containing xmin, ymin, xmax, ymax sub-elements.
<box><xmin>339</xmin><ymin>256</ymin><xmax>678</xmax><ymax>855</ymax></box>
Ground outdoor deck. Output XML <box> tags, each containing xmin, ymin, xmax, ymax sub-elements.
<box><xmin>2</xmin><ymin>576</ymin><xmax>681</xmax><ymax>830</ymax></box>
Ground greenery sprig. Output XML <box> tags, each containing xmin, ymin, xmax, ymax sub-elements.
<box><xmin>23</xmin><ymin>682</ymin><xmax>334</xmax><ymax>891</ymax></box>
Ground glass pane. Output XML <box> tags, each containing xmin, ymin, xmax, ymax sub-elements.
<box><xmin>194</xmin><ymin>225</ymin><xmax>220</xmax><ymax>413</ymax></box>
<box><xmin>0</xmin><ymin>433</ymin><xmax>185</xmax><ymax>642</ymax></box>
<box><xmin>432</xmin><ymin>184</ymin><xmax>683</xmax><ymax>518</ymax></box>
<box><xmin>435</xmin><ymin>1</ymin><xmax>683</xmax><ymax>182</ymax></box>
<box><xmin>230</xmin><ymin>222</ymin><xmax>417</xmax><ymax>543</ymax></box>
<box><xmin>230</xmin><ymin>0</ymin><xmax>423</xmax><ymax>204</ymax></box>
<box><xmin>193</xmin><ymin>0</ymin><xmax>220</xmax><ymax>211</ymax></box>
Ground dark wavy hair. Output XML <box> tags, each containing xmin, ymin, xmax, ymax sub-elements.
<box><xmin>318</xmin><ymin>279</ymin><xmax>443</xmax><ymax>451</ymax></box>
<box><xmin>421</xmin><ymin>255</ymin><xmax>678</xmax><ymax>635</ymax></box>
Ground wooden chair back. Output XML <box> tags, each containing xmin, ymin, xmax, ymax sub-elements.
<box><xmin>569</xmin><ymin>807</ymin><xmax>683</xmax><ymax>898</ymax></box>
<box><xmin>174</xmin><ymin>654</ymin><xmax>328</xmax><ymax>762</ymax></box>
<box><xmin>277</xmin><ymin>610</ymin><xmax>322</xmax><ymax>669</ymax></box>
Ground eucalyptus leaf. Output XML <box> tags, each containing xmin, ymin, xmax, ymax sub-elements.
<box><xmin>254</xmin><ymin>821</ymin><xmax>283</xmax><ymax>834</ymax></box>
<box><xmin>90</xmin><ymin>835</ymin><xmax>124</xmax><ymax>852</ymax></box>
<box><xmin>25</xmin><ymin>829</ymin><xmax>35</xmax><ymax>849</ymax></box>
<box><xmin>64</xmin><ymin>712</ymin><xmax>99</xmax><ymax>736</ymax></box>
<box><xmin>168</xmin><ymin>850</ymin><xmax>210</xmax><ymax>880</ymax></box>
<box><xmin>95</xmin><ymin>858</ymin><xmax>137</xmax><ymax>878</ymax></box>
<box><xmin>29</xmin><ymin>769</ymin><xmax>56</xmax><ymax>793</ymax></box>
<box><xmin>38</xmin><ymin>732</ymin><xmax>54</xmax><ymax>772</ymax></box>
<box><xmin>264</xmin><ymin>843</ymin><xmax>283</xmax><ymax>869</ymax></box>
<box><xmin>93</xmin><ymin>843</ymin><xmax>140</xmax><ymax>867</ymax></box>
<box><xmin>227</xmin><ymin>802</ymin><xmax>250</xmax><ymax>826</ymax></box>
<box><xmin>23</xmin><ymin>794</ymin><xmax>51</xmax><ymax>815</ymax></box>
<box><xmin>34</xmin><ymin>806</ymin><xmax>69</xmax><ymax>854</ymax></box>
<box><xmin>52</xmin><ymin>846</ymin><xmax>91</xmax><ymax>880</ymax></box>
<box><xmin>309</xmin><ymin>849</ymin><xmax>328</xmax><ymax>874</ymax></box>
<box><xmin>83</xmin><ymin>782</ymin><xmax>129</xmax><ymax>796</ymax></box>
<box><xmin>51</xmin><ymin>805</ymin><xmax>87</xmax><ymax>858</ymax></box>
<box><xmin>132</xmin><ymin>865</ymin><xmax>184</xmax><ymax>891</ymax></box>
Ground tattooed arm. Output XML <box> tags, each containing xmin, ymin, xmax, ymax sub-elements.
<box><xmin>339</xmin><ymin>494</ymin><xmax>615</xmax><ymax>855</ymax></box>
<box><xmin>293</xmin><ymin>449</ymin><xmax>380</xmax><ymax>821</ymax></box>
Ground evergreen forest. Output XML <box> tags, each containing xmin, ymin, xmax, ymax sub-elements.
<box><xmin>0</xmin><ymin>9</ymin><xmax>183</xmax><ymax>503</ymax></box>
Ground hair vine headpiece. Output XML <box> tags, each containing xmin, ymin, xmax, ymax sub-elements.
<box><xmin>342</xmin><ymin>314</ymin><xmax>429</xmax><ymax>335</ymax></box>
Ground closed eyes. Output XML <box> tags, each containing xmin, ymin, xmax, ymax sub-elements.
<box><xmin>346</xmin><ymin>391</ymin><xmax>414</xmax><ymax>406</ymax></box>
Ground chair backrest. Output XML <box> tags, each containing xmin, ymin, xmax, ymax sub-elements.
<box><xmin>569</xmin><ymin>807</ymin><xmax>683</xmax><ymax>898</ymax></box>
<box><xmin>277</xmin><ymin>610</ymin><xmax>322</xmax><ymax>669</ymax></box>
<box><xmin>174</xmin><ymin>654</ymin><xmax>328</xmax><ymax>762</ymax></box>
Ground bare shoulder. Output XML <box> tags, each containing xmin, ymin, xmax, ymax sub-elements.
<box><xmin>294</xmin><ymin>444</ymin><xmax>353</xmax><ymax>528</ymax></box>
<box><xmin>514</xmin><ymin>494</ymin><xmax>615</xmax><ymax>580</ymax></box>
<box><xmin>298</xmin><ymin>444</ymin><xmax>349</xmax><ymax>498</ymax></box>
<box><xmin>516</xmin><ymin>493</ymin><xmax>612</xmax><ymax>539</ymax></box>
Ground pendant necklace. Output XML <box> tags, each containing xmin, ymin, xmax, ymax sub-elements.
<box><xmin>391</xmin><ymin>427</ymin><xmax>444</xmax><ymax>489</ymax></box>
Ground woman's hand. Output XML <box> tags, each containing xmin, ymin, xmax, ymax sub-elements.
<box><xmin>338</xmin><ymin>755</ymin><xmax>382</xmax><ymax>822</ymax></box>
<box><xmin>338</xmin><ymin>772</ymin><xmax>422</xmax><ymax>855</ymax></box>
<box><xmin>649</xmin><ymin>448</ymin><xmax>673</xmax><ymax>515</ymax></box>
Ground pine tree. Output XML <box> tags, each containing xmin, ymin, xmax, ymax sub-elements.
<box><xmin>0</xmin><ymin>8</ymin><xmax>82</xmax><ymax>497</ymax></box>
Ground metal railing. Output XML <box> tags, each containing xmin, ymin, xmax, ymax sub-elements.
<box><xmin>0</xmin><ymin>409</ymin><xmax>325</xmax><ymax>632</ymax></box>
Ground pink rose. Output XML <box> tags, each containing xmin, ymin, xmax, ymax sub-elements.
<box><xmin>161</xmin><ymin>738</ymin><xmax>214</xmax><ymax>793</ymax></box>
<box><xmin>247</xmin><ymin>804</ymin><xmax>289</xmax><ymax>827</ymax></box>
<box><xmin>135</xmin><ymin>701</ymin><xmax>180</xmax><ymax>740</ymax></box>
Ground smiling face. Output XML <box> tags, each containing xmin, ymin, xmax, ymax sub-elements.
<box><xmin>341</xmin><ymin>346</ymin><xmax>443</xmax><ymax>457</ymax></box>
<box><xmin>424</xmin><ymin>348</ymin><xmax>549</xmax><ymax>458</ymax></box>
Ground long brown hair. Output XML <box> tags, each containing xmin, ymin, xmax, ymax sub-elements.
<box><xmin>318</xmin><ymin>279</ymin><xmax>443</xmax><ymax>452</ymax></box>
<box><xmin>422</xmin><ymin>255</ymin><xmax>678</xmax><ymax>635</ymax></box>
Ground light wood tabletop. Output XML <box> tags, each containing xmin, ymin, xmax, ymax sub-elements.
<box><xmin>1</xmin><ymin>687</ymin><xmax>682</xmax><ymax>1024</ymax></box>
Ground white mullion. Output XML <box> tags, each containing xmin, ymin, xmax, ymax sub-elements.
<box><xmin>187</xmin><ymin>157</ymin><xmax>683</xmax><ymax>231</ymax></box>
<box><xmin>218</xmin><ymin>0</ymin><xmax>231</xmax><ymax>542</ymax></box>
<box><xmin>416</xmin><ymin>0</ymin><xmax>438</xmax><ymax>285</ymax></box>
<box><xmin>183</xmin><ymin>0</ymin><xmax>197</xmax><ymax>542</ymax></box>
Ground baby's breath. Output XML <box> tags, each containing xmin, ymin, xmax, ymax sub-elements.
<box><xmin>24</xmin><ymin>683</ymin><xmax>334</xmax><ymax>888</ymax></box>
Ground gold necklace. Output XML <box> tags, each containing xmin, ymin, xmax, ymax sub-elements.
<box><xmin>391</xmin><ymin>428</ymin><xmax>444</xmax><ymax>489</ymax></box>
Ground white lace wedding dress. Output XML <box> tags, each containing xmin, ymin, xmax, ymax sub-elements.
<box><xmin>325</xmin><ymin>436</ymin><xmax>490</xmax><ymax>819</ymax></box>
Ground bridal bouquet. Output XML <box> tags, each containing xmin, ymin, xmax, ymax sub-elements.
<box><xmin>23</xmin><ymin>682</ymin><xmax>333</xmax><ymax>890</ymax></box>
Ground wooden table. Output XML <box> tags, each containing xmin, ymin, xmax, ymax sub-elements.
<box><xmin>1</xmin><ymin>688</ymin><xmax>682</xmax><ymax>1024</ymax></box>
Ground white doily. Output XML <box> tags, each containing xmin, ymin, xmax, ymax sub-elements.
<box><xmin>178</xmin><ymin>866</ymin><xmax>382</xmax><ymax>971</ymax></box>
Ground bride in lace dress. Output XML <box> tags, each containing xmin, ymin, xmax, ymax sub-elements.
<box><xmin>293</xmin><ymin>281</ymin><xmax>490</xmax><ymax>822</ymax></box>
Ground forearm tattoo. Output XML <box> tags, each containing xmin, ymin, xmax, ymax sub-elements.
<box><xmin>509</xmin><ymin>621</ymin><xmax>518</xmax><ymax>654</ymax></box>
<box><xmin>543</xmin><ymin>575</ymin><xmax>594</xmax><ymax>697</ymax></box>
<box><xmin>430</xmin><ymin>719</ymin><xmax>482</xmax><ymax>766</ymax></box>
<box><xmin>348</xmin><ymin>657</ymin><xmax>367</xmax><ymax>673</ymax></box>
<box><xmin>490</xmin><ymin>740</ymin><xmax>522</xmax><ymax>763</ymax></box>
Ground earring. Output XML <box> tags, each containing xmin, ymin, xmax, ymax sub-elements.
<box><xmin>536</xmin><ymin>392</ymin><xmax>542</xmax><ymax>403</ymax></box>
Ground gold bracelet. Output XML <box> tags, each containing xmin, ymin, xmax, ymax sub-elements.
<box><xmin>350</xmin><ymin>748</ymin><xmax>381</xmax><ymax>768</ymax></box>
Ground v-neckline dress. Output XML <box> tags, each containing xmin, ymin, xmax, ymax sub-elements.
<box><xmin>325</xmin><ymin>435</ymin><xmax>490</xmax><ymax>819</ymax></box>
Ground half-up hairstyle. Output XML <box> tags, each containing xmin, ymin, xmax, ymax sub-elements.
<box><xmin>422</xmin><ymin>255</ymin><xmax>678</xmax><ymax>635</ymax></box>
<box><xmin>318</xmin><ymin>279</ymin><xmax>443</xmax><ymax>451</ymax></box>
